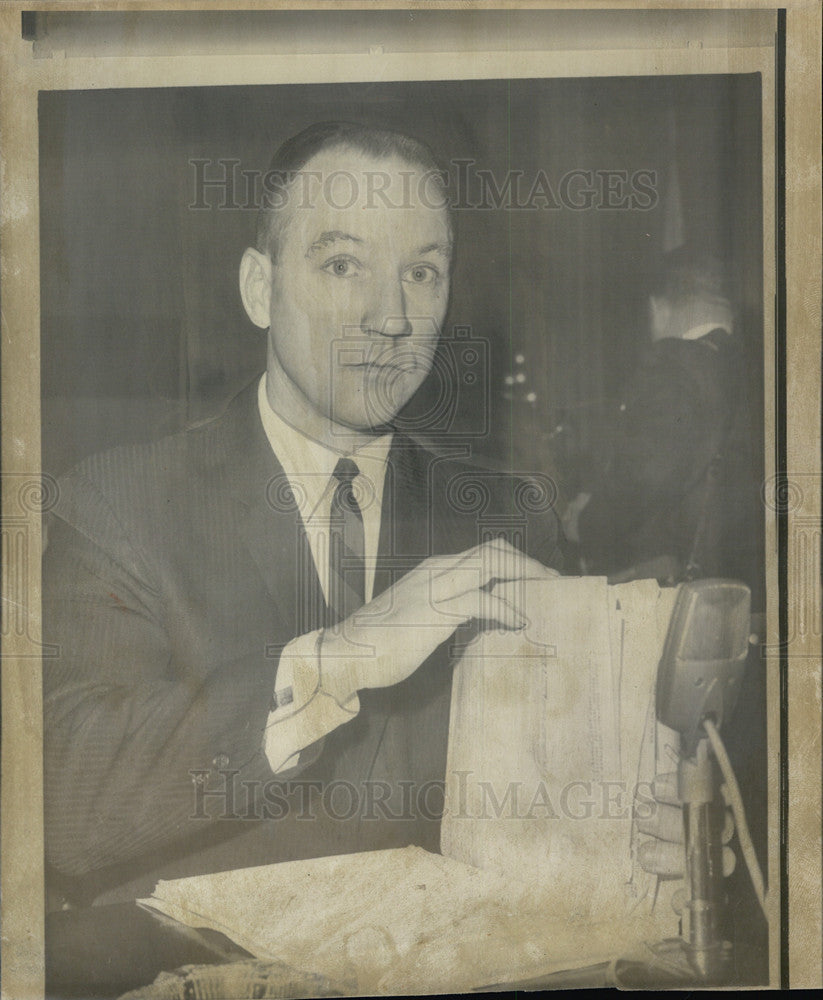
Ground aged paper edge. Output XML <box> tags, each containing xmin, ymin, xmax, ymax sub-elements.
<box><xmin>783</xmin><ymin>2</ymin><xmax>822</xmax><ymax>990</ymax></box>
<box><xmin>1</xmin><ymin>3</ymin><xmax>819</xmax><ymax>996</ymax></box>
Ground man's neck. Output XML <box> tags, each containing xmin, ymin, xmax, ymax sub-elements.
<box><xmin>264</xmin><ymin>358</ymin><xmax>381</xmax><ymax>455</ymax></box>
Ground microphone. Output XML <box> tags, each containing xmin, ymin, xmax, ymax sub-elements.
<box><xmin>655</xmin><ymin>578</ymin><xmax>751</xmax><ymax>982</ymax></box>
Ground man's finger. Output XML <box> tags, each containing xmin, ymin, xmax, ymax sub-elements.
<box><xmin>438</xmin><ymin>590</ymin><xmax>527</xmax><ymax>633</ymax></box>
<box><xmin>637</xmin><ymin>837</ymin><xmax>685</xmax><ymax>877</ymax></box>
<box><xmin>481</xmin><ymin>539</ymin><xmax>559</xmax><ymax>585</ymax></box>
<box><xmin>636</xmin><ymin>801</ymin><xmax>683</xmax><ymax>843</ymax></box>
<box><xmin>650</xmin><ymin>772</ymin><xmax>680</xmax><ymax>806</ymax></box>
<box><xmin>638</xmin><ymin>839</ymin><xmax>737</xmax><ymax>879</ymax></box>
<box><xmin>442</xmin><ymin>539</ymin><xmax>558</xmax><ymax>588</ymax></box>
<box><xmin>472</xmin><ymin>590</ymin><xmax>529</xmax><ymax>633</ymax></box>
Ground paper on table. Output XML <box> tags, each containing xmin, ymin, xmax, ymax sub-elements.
<box><xmin>138</xmin><ymin>845</ymin><xmax>669</xmax><ymax>995</ymax></box>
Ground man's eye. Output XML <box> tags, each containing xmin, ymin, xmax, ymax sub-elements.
<box><xmin>322</xmin><ymin>257</ymin><xmax>359</xmax><ymax>278</ymax></box>
<box><xmin>403</xmin><ymin>264</ymin><xmax>439</xmax><ymax>285</ymax></box>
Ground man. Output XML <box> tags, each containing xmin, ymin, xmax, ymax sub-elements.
<box><xmin>43</xmin><ymin>122</ymin><xmax>564</xmax><ymax>905</ymax></box>
<box><xmin>563</xmin><ymin>249</ymin><xmax>753</xmax><ymax>590</ymax></box>
<box><xmin>45</xmin><ymin>123</ymin><xmax>698</xmax><ymax>918</ymax></box>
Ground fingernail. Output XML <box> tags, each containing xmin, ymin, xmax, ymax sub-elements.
<box><xmin>637</xmin><ymin>841</ymin><xmax>654</xmax><ymax>870</ymax></box>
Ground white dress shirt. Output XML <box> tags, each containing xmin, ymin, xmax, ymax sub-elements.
<box><xmin>256</xmin><ymin>376</ymin><xmax>394</xmax><ymax>773</ymax></box>
<box><xmin>681</xmin><ymin>320</ymin><xmax>732</xmax><ymax>341</ymax></box>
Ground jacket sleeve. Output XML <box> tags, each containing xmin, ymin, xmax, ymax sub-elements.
<box><xmin>42</xmin><ymin>473</ymin><xmax>301</xmax><ymax>878</ymax></box>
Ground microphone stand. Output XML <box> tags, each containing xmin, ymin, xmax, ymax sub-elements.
<box><xmin>622</xmin><ymin>579</ymin><xmax>751</xmax><ymax>988</ymax></box>
<box><xmin>499</xmin><ymin>581</ymin><xmax>753</xmax><ymax>991</ymax></box>
<box><xmin>608</xmin><ymin>726</ymin><xmax>734</xmax><ymax>989</ymax></box>
<box><xmin>679</xmin><ymin>730</ymin><xmax>733</xmax><ymax>982</ymax></box>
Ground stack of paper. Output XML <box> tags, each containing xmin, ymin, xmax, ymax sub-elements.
<box><xmin>441</xmin><ymin>576</ymin><xmax>680</xmax><ymax>925</ymax></box>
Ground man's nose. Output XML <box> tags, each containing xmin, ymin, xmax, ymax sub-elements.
<box><xmin>360</xmin><ymin>278</ymin><xmax>412</xmax><ymax>339</ymax></box>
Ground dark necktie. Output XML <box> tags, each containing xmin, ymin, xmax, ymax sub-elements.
<box><xmin>326</xmin><ymin>457</ymin><xmax>366</xmax><ymax>628</ymax></box>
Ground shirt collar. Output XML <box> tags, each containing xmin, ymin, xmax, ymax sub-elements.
<box><xmin>256</xmin><ymin>375</ymin><xmax>393</xmax><ymax>519</ymax></box>
<box><xmin>681</xmin><ymin>321</ymin><xmax>732</xmax><ymax>341</ymax></box>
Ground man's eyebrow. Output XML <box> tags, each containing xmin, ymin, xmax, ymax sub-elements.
<box><xmin>305</xmin><ymin>231</ymin><xmax>365</xmax><ymax>256</ymax></box>
<box><xmin>415</xmin><ymin>241</ymin><xmax>453</xmax><ymax>257</ymax></box>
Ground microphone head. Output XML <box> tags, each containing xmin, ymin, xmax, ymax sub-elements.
<box><xmin>656</xmin><ymin>579</ymin><xmax>751</xmax><ymax>746</ymax></box>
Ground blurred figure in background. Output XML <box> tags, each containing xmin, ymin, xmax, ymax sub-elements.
<box><xmin>563</xmin><ymin>248</ymin><xmax>755</xmax><ymax>592</ymax></box>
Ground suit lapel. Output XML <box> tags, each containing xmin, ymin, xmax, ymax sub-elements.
<box><xmin>220</xmin><ymin>391</ymin><xmax>439</xmax><ymax>640</ymax></box>
<box><xmin>221</xmin><ymin>381</ymin><xmax>325</xmax><ymax>639</ymax></box>
<box><xmin>355</xmin><ymin>435</ymin><xmax>437</xmax><ymax>779</ymax></box>
<box><xmin>217</xmin><ymin>393</ymin><xmax>460</xmax><ymax>652</ymax></box>
<box><xmin>374</xmin><ymin>434</ymin><xmax>431</xmax><ymax>599</ymax></box>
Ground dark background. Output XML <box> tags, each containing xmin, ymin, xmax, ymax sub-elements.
<box><xmin>39</xmin><ymin>75</ymin><xmax>763</xmax><ymax>489</ymax></box>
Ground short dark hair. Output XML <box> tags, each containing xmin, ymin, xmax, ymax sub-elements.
<box><xmin>255</xmin><ymin>121</ymin><xmax>452</xmax><ymax>261</ymax></box>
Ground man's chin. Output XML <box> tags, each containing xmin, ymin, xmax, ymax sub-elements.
<box><xmin>328</xmin><ymin>407</ymin><xmax>398</xmax><ymax>437</ymax></box>
<box><xmin>329</xmin><ymin>387</ymin><xmax>418</xmax><ymax>436</ymax></box>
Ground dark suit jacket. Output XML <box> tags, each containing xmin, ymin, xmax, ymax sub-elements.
<box><xmin>43</xmin><ymin>379</ymin><xmax>562</xmax><ymax>903</ymax></box>
<box><xmin>579</xmin><ymin>330</ymin><xmax>748</xmax><ymax>582</ymax></box>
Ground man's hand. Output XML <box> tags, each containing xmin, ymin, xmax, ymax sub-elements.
<box><xmin>319</xmin><ymin>538</ymin><xmax>559</xmax><ymax>705</ymax></box>
<box><xmin>637</xmin><ymin>771</ymin><xmax>736</xmax><ymax>878</ymax></box>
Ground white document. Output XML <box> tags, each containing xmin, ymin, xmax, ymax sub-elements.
<box><xmin>138</xmin><ymin>844</ymin><xmax>673</xmax><ymax>994</ymax></box>
<box><xmin>139</xmin><ymin>577</ymin><xmax>682</xmax><ymax>994</ymax></box>
<box><xmin>441</xmin><ymin>576</ymin><xmax>680</xmax><ymax>924</ymax></box>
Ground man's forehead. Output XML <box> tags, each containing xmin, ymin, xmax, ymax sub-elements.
<box><xmin>303</xmin><ymin>228</ymin><xmax>452</xmax><ymax>261</ymax></box>
<box><xmin>298</xmin><ymin>144</ymin><xmax>429</xmax><ymax>183</ymax></box>
<box><xmin>289</xmin><ymin>147</ymin><xmax>449</xmax><ymax>226</ymax></box>
<box><xmin>284</xmin><ymin>158</ymin><xmax>450</xmax><ymax>253</ymax></box>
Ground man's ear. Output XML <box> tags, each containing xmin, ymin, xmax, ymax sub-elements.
<box><xmin>239</xmin><ymin>248</ymin><xmax>273</xmax><ymax>329</ymax></box>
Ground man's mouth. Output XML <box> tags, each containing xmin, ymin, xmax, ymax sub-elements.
<box><xmin>347</xmin><ymin>359</ymin><xmax>418</xmax><ymax>373</ymax></box>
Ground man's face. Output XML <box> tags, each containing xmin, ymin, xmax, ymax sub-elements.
<box><xmin>266</xmin><ymin>147</ymin><xmax>452</xmax><ymax>433</ymax></box>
